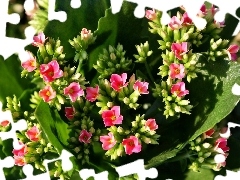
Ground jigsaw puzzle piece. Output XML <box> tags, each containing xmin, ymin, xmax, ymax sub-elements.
<box><xmin>0</xmin><ymin>156</ymin><xmax>14</xmax><ymax>180</ymax></box>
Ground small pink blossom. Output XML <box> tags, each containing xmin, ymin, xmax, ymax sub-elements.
<box><xmin>79</xmin><ymin>129</ymin><xmax>92</xmax><ymax>144</ymax></box>
<box><xmin>133</xmin><ymin>80</ymin><xmax>149</xmax><ymax>94</ymax></box>
<box><xmin>122</xmin><ymin>136</ymin><xmax>142</xmax><ymax>155</ymax></box>
<box><xmin>182</xmin><ymin>12</ymin><xmax>192</xmax><ymax>25</ymax></box>
<box><xmin>169</xmin><ymin>63</ymin><xmax>185</xmax><ymax>79</ymax></box>
<box><xmin>21</xmin><ymin>51</ymin><xmax>37</xmax><ymax>72</ymax></box>
<box><xmin>32</xmin><ymin>32</ymin><xmax>46</xmax><ymax>47</ymax></box>
<box><xmin>0</xmin><ymin>120</ymin><xmax>10</xmax><ymax>127</ymax></box>
<box><xmin>26</xmin><ymin>126</ymin><xmax>41</xmax><ymax>142</ymax></box>
<box><xmin>14</xmin><ymin>155</ymin><xmax>26</xmax><ymax>166</ymax></box>
<box><xmin>145</xmin><ymin>9</ymin><xmax>156</xmax><ymax>21</ymax></box>
<box><xmin>203</xmin><ymin>128</ymin><xmax>215</xmax><ymax>139</ymax></box>
<box><xmin>102</xmin><ymin>106</ymin><xmax>123</xmax><ymax>127</ymax></box>
<box><xmin>214</xmin><ymin>138</ymin><xmax>230</xmax><ymax>154</ymax></box>
<box><xmin>198</xmin><ymin>4</ymin><xmax>207</xmax><ymax>17</ymax></box>
<box><xmin>40</xmin><ymin>60</ymin><xmax>63</xmax><ymax>82</ymax></box>
<box><xmin>39</xmin><ymin>85</ymin><xmax>56</xmax><ymax>102</ymax></box>
<box><xmin>171</xmin><ymin>42</ymin><xmax>188</xmax><ymax>60</ymax></box>
<box><xmin>171</xmin><ymin>82</ymin><xmax>189</xmax><ymax>97</ymax></box>
<box><xmin>227</xmin><ymin>45</ymin><xmax>239</xmax><ymax>61</ymax></box>
<box><xmin>12</xmin><ymin>142</ymin><xmax>28</xmax><ymax>156</ymax></box>
<box><xmin>168</xmin><ymin>16</ymin><xmax>183</xmax><ymax>30</ymax></box>
<box><xmin>214</xmin><ymin>20</ymin><xmax>225</xmax><ymax>28</ymax></box>
<box><xmin>65</xmin><ymin>106</ymin><xmax>75</xmax><ymax>120</ymax></box>
<box><xmin>64</xmin><ymin>82</ymin><xmax>84</xmax><ymax>102</ymax></box>
<box><xmin>81</xmin><ymin>28</ymin><xmax>92</xmax><ymax>41</ymax></box>
<box><xmin>100</xmin><ymin>132</ymin><xmax>117</xmax><ymax>150</ymax></box>
<box><xmin>110</xmin><ymin>73</ymin><xmax>128</xmax><ymax>92</ymax></box>
<box><xmin>145</xmin><ymin>119</ymin><xmax>158</xmax><ymax>131</ymax></box>
<box><xmin>86</xmin><ymin>85</ymin><xmax>99</xmax><ymax>102</ymax></box>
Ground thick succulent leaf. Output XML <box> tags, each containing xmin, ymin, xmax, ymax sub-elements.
<box><xmin>35</xmin><ymin>100</ymin><xmax>65</xmax><ymax>153</ymax></box>
<box><xmin>88</xmin><ymin>1</ymin><xmax>143</xmax><ymax>72</ymax></box>
<box><xmin>44</xmin><ymin>0</ymin><xmax>110</xmax><ymax>59</ymax></box>
<box><xmin>145</xmin><ymin>55</ymin><xmax>240</xmax><ymax>168</ymax></box>
<box><xmin>0</xmin><ymin>55</ymin><xmax>30</xmax><ymax>106</ymax></box>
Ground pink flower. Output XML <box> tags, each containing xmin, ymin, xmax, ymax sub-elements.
<box><xmin>0</xmin><ymin>120</ymin><xmax>10</xmax><ymax>127</ymax></box>
<box><xmin>102</xmin><ymin>106</ymin><xmax>123</xmax><ymax>127</ymax></box>
<box><xmin>145</xmin><ymin>9</ymin><xmax>156</xmax><ymax>21</ymax></box>
<box><xmin>214</xmin><ymin>20</ymin><xmax>225</xmax><ymax>28</ymax></box>
<box><xmin>64</xmin><ymin>82</ymin><xmax>84</xmax><ymax>102</ymax></box>
<box><xmin>79</xmin><ymin>129</ymin><xmax>92</xmax><ymax>144</ymax></box>
<box><xmin>12</xmin><ymin>142</ymin><xmax>28</xmax><ymax>156</ymax></box>
<box><xmin>110</xmin><ymin>73</ymin><xmax>128</xmax><ymax>92</ymax></box>
<box><xmin>203</xmin><ymin>128</ymin><xmax>215</xmax><ymax>139</ymax></box>
<box><xmin>122</xmin><ymin>136</ymin><xmax>141</xmax><ymax>155</ymax></box>
<box><xmin>133</xmin><ymin>80</ymin><xmax>149</xmax><ymax>94</ymax></box>
<box><xmin>214</xmin><ymin>138</ymin><xmax>229</xmax><ymax>154</ymax></box>
<box><xmin>81</xmin><ymin>28</ymin><xmax>92</xmax><ymax>41</ymax></box>
<box><xmin>26</xmin><ymin>126</ymin><xmax>41</xmax><ymax>142</ymax></box>
<box><xmin>14</xmin><ymin>155</ymin><xmax>26</xmax><ymax>166</ymax></box>
<box><xmin>100</xmin><ymin>132</ymin><xmax>117</xmax><ymax>150</ymax></box>
<box><xmin>171</xmin><ymin>42</ymin><xmax>188</xmax><ymax>60</ymax></box>
<box><xmin>145</xmin><ymin>118</ymin><xmax>158</xmax><ymax>131</ymax></box>
<box><xmin>226</xmin><ymin>45</ymin><xmax>239</xmax><ymax>61</ymax></box>
<box><xmin>168</xmin><ymin>16</ymin><xmax>183</xmax><ymax>30</ymax></box>
<box><xmin>65</xmin><ymin>106</ymin><xmax>75</xmax><ymax>120</ymax></box>
<box><xmin>32</xmin><ymin>32</ymin><xmax>46</xmax><ymax>47</ymax></box>
<box><xmin>169</xmin><ymin>63</ymin><xmax>185</xmax><ymax>79</ymax></box>
<box><xmin>86</xmin><ymin>85</ymin><xmax>99</xmax><ymax>102</ymax></box>
<box><xmin>182</xmin><ymin>12</ymin><xmax>192</xmax><ymax>25</ymax></box>
<box><xmin>21</xmin><ymin>51</ymin><xmax>37</xmax><ymax>72</ymax></box>
<box><xmin>171</xmin><ymin>82</ymin><xmax>189</xmax><ymax>97</ymax></box>
<box><xmin>39</xmin><ymin>85</ymin><xmax>56</xmax><ymax>102</ymax></box>
<box><xmin>197</xmin><ymin>4</ymin><xmax>208</xmax><ymax>17</ymax></box>
<box><xmin>40</xmin><ymin>60</ymin><xmax>63</xmax><ymax>82</ymax></box>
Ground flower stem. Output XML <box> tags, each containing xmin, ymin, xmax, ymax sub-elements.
<box><xmin>144</xmin><ymin>61</ymin><xmax>155</xmax><ymax>84</ymax></box>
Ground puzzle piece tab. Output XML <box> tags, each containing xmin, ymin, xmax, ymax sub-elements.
<box><xmin>0</xmin><ymin>156</ymin><xmax>14</xmax><ymax>180</ymax></box>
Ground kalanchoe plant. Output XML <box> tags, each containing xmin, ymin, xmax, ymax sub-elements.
<box><xmin>1</xmin><ymin>1</ymin><xmax>240</xmax><ymax>180</ymax></box>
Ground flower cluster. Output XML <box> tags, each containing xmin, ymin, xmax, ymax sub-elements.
<box><xmin>146</xmin><ymin>6</ymin><xmax>239</xmax><ymax>118</ymax></box>
<box><xmin>188</xmin><ymin>126</ymin><xmax>230</xmax><ymax>171</ymax></box>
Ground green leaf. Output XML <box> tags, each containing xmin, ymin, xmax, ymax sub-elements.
<box><xmin>0</xmin><ymin>55</ymin><xmax>30</xmax><ymax>106</ymax></box>
<box><xmin>88</xmin><ymin>1</ymin><xmax>143</xmax><ymax>72</ymax></box>
<box><xmin>44</xmin><ymin>0</ymin><xmax>110</xmax><ymax>59</ymax></box>
<box><xmin>52</xmin><ymin>109</ymin><xmax>70</xmax><ymax>146</ymax></box>
<box><xmin>34</xmin><ymin>100</ymin><xmax>65</xmax><ymax>153</ymax></box>
<box><xmin>145</xmin><ymin>55</ymin><xmax>240</xmax><ymax>168</ymax></box>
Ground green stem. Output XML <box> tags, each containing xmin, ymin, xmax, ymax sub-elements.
<box><xmin>144</xmin><ymin>61</ymin><xmax>155</xmax><ymax>84</ymax></box>
<box><xmin>76</xmin><ymin>57</ymin><xmax>84</xmax><ymax>75</ymax></box>
<box><xmin>163</xmin><ymin>151</ymin><xmax>196</xmax><ymax>164</ymax></box>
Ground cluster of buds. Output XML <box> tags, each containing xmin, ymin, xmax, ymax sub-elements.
<box><xmin>146</xmin><ymin>5</ymin><xmax>239</xmax><ymax>119</ymax></box>
<box><xmin>66</xmin><ymin>98</ymin><xmax>101</xmax><ymax>165</ymax></box>
<box><xmin>188</xmin><ymin>126</ymin><xmax>230</xmax><ymax>172</ymax></box>
<box><xmin>134</xmin><ymin>41</ymin><xmax>153</xmax><ymax>63</ymax></box>
<box><xmin>99</xmin><ymin>115</ymin><xmax>159</xmax><ymax>160</ymax></box>
<box><xmin>93</xmin><ymin>44</ymin><xmax>133</xmax><ymax>78</ymax></box>
<box><xmin>67</xmin><ymin>116</ymin><xmax>101</xmax><ymax>165</ymax></box>
<box><xmin>96</xmin><ymin>73</ymin><xmax>149</xmax><ymax>111</ymax></box>
<box><xmin>69</xmin><ymin>28</ymin><xmax>96</xmax><ymax>62</ymax></box>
